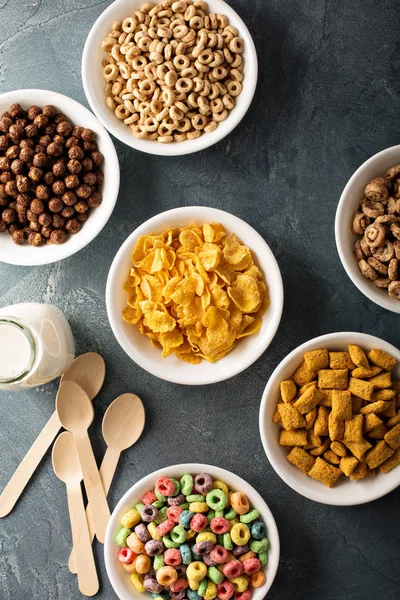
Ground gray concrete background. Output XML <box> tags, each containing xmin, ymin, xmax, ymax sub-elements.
<box><xmin>1</xmin><ymin>1</ymin><xmax>400</xmax><ymax>599</ymax></box>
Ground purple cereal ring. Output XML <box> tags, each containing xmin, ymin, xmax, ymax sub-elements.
<box><xmin>144</xmin><ymin>568</ymin><xmax>156</xmax><ymax>580</ymax></box>
<box><xmin>170</xmin><ymin>592</ymin><xmax>185</xmax><ymax>600</ymax></box>
<box><xmin>203</xmin><ymin>553</ymin><xmax>215</xmax><ymax>567</ymax></box>
<box><xmin>194</xmin><ymin>473</ymin><xmax>213</xmax><ymax>494</ymax></box>
<box><xmin>194</xmin><ymin>541</ymin><xmax>213</xmax><ymax>555</ymax></box>
<box><xmin>168</xmin><ymin>493</ymin><xmax>186</xmax><ymax>506</ymax></box>
<box><xmin>141</xmin><ymin>504</ymin><xmax>158</xmax><ymax>522</ymax></box>
<box><xmin>144</xmin><ymin>539</ymin><xmax>164</xmax><ymax>556</ymax></box>
<box><xmin>143</xmin><ymin>577</ymin><xmax>163</xmax><ymax>594</ymax></box>
<box><xmin>135</xmin><ymin>523</ymin><xmax>151</xmax><ymax>543</ymax></box>
<box><xmin>232</xmin><ymin>543</ymin><xmax>249</xmax><ymax>557</ymax></box>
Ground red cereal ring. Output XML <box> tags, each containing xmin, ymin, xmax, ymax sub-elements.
<box><xmin>155</xmin><ymin>477</ymin><xmax>175</xmax><ymax>496</ymax></box>
<box><xmin>156</xmin><ymin>519</ymin><xmax>175</xmax><ymax>537</ymax></box>
<box><xmin>190</xmin><ymin>513</ymin><xmax>208</xmax><ymax>532</ymax></box>
<box><xmin>234</xmin><ymin>590</ymin><xmax>253</xmax><ymax>600</ymax></box>
<box><xmin>217</xmin><ymin>580</ymin><xmax>235</xmax><ymax>600</ymax></box>
<box><xmin>242</xmin><ymin>557</ymin><xmax>261</xmax><ymax>575</ymax></box>
<box><xmin>170</xmin><ymin>578</ymin><xmax>189</xmax><ymax>593</ymax></box>
<box><xmin>164</xmin><ymin>548</ymin><xmax>182</xmax><ymax>566</ymax></box>
<box><xmin>223</xmin><ymin>559</ymin><xmax>244</xmax><ymax>579</ymax></box>
<box><xmin>210</xmin><ymin>517</ymin><xmax>230</xmax><ymax>534</ymax></box>
<box><xmin>141</xmin><ymin>490</ymin><xmax>157</xmax><ymax>504</ymax></box>
<box><xmin>117</xmin><ymin>547</ymin><xmax>136</xmax><ymax>564</ymax></box>
<box><xmin>210</xmin><ymin>545</ymin><xmax>229</xmax><ymax>564</ymax></box>
<box><xmin>167</xmin><ymin>505</ymin><xmax>183</xmax><ymax>523</ymax></box>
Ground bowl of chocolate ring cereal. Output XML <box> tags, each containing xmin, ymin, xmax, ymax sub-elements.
<box><xmin>336</xmin><ymin>145</ymin><xmax>400</xmax><ymax>313</ymax></box>
<box><xmin>82</xmin><ymin>0</ymin><xmax>258</xmax><ymax>156</ymax></box>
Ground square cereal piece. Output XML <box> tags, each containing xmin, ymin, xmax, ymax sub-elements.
<box><xmin>294</xmin><ymin>386</ymin><xmax>322</xmax><ymax>415</ymax></box>
<box><xmin>298</xmin><ymin>381</ymin><xmax>317</xmax><ymax>396</ymax></box>
<box><xmin>293</xmin><ymin>361</ymin><xmax>316</xmax><ymax>387</ymax></box>
<box><xmin>332</xmin><ymin>390</ymin><xmax>352</xmax><ymax>421</ymax></box>
<box><xmin>305</xmin><ymin>430</ymin><xmax>322</xmax><ymax>449</ymax></box>
<box><xmin>351</xmin><ymin>366</ymin><xmax>382</xmax><ymax>379</ymax></box>
<box><xmin>351</xmin><ymin>395</ymin><xmax>363</xmax><ymax>414</ymax></box>
<box><xmin>384</xmin><ymin>423</ymin><xmax>400</xmax><ymax>450</ymax></box>
<box><xmin>349</xmin><ymin>461</ymin><xmax>367</xmax><ymax>480</ymax></box>
<box><xmin>319</xmin><ymin>389</ymin><xmax>333</xmax><ymax>407</ymax></box>
<box><xmin>314</xmin><ymin>406</ymin><xmax>330</xmax><ymax>437</ymax></box>
<box><xmin>309</xmin><ymin>439</ymin><xmax>330</xmax><ymax>456</ymax></box>
<box><xmin>279</xmin><ymin>429</ymin><xmax>307</xmax><ymax>446</ymax></box>
<box><xmin>305</xmin><ymin>407</ymin><xmax>317</xmax><ymax>430</ymax></box>
<box><xmin>348</xmin><ymin>377</ymin><xmax>374</xmax><ymax>401</ymax></box>
<box><xmin>330</xmin><ymin>441</ymin><xmax>347</xmax><ymax>457</ymax></box>
<box><xmin>369</xmin><ymin>372</ymin><xmax>392</xmax><ymax>390</ymax></box>
<box><xmin>318</xmin><ymin>369</ymin><xmax>348</xmax><ymax>390</ymax></box>
<box><xmin>366</xmin><ymin>440</ymin><xmax>394</xmax><ymax>469</ymax></box>
<box><xmin>348</xmin><ymin>344</ymin><xmax>369</xmax><ymax>368</ymax></box>
<box><xmin>329</xmin><ymin>351</ymin><xmax>356</xmax><ymax>370</ymax></box>
<box><xmin>273</xmin><ymin>403</ymin><xmax>283</xmax><ymax>425</ymax></box>
<box><xmin>308</xmin><ymin>457</ymin><xmax>342</xmax><ymax>488</ymax></box>
<box><xmin>278</xmin><ymin>403</ymin><xmax>306</xmax><ymax>431</ymax></box>
<box><xmin>388</xmin><ymin>411</ymin><xmax>400</xmax><ymax>428</ymax></box>
<box><xmin>304</xmin><ymin>349</ymin><xmax>329</xmax><ymax>372</ymax></box>
<box><xmin>359</xmin><ymin>400</ymin><xmax>391</xmax><ymax>415</ymax></box>
<box><xmin>368</xmin><ymin>348</ymin><xmax>397</xmax><ymax>371</ymax></box>
<box><xmin>328</xmin><ymin>412</ymin><xmax>344</xmax><ymax>441</ymax></box>
<box><xmin>340</xmin><ymin>456</ymin><xmax>358</xmax><ymax>476</ymax></box>
<box><xmin>379</xmin><ymin>448</ymin><xmax>400</xmax><ymax>473</ymax></box>
<box><xmin>344</xmin><ymin>414</ymin><xmax>363</xmax><ymax>443</ymax></box>
<box><xmin>345</xmin><ymin>438</ymin><xmax>372</xmax><ymax>461</ymax></box>
<box><xmin>280</xmin><ymin>379</ymin><xmax>297</xmax><ymax>403</ymax></box>
<box><xmin>363</xmin><ymin>413</ymin><xmax>383</xmax><ymax>433</ymax></box>
<box><xmin>381</xmin><ymin>400</ymin><xmax>397</xmax><ymax>418</ymax></box>
<box><xmin>372</xmin><ymin>389</ymin><xmax>396</xmax><ymax>402</ymax></box>
<box><xmin>368</xmin><ymin>424</ymin><xmax>389</xmax><ymax>440</ymax></box>
<box><xmin>286</xmin><ymin>447</ymin><xmax>315</xmax><ymax>474</ymax></box>
<box><xmin>323</xmin><ymin>449</ymin><xmax>340</xmax><ymax>465</ymax></box>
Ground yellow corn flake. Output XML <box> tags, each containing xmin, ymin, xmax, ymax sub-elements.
<box><xmin>228</xmin><ymin>274</ymin><xmax>261</xmax><ymax>313</ymax></box>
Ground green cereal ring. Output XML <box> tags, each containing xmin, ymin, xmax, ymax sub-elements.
<box><xmin>208</xmin><ymin>566</ymin><xmax>224</xmax><ymax>585</ymax></box>
<box><xmin>163</xmin><ymin>533</ymin><xmax>180</xmax><ymax>549</ymax></box>
<box><xmin>155</xmin><ymin>506</ymin><xmax>168</xmax><ymax>524</ymax></box>
<box><xmin>155</xmin><ymin>489</ymin><xmax>167</xmax><ymax>502</ymax></box>
<box><xmin>115</xmin><ymin>526</ymin><xmax>131</xmax><ymax>547</ymax></box>
<box><xmin>180</xmin><ymin>473</ymin><xmax>194</xmax><ymax>496</ymax></box>
<box><xmin>154</xmin><ymin>554</ymin><xmax>165</xmax><ymax>570</ymax></box>
<box><xmin>258</xmin><ymin>551</ymin><xmax>268</xmax><ymax>567</ymax></box>
<box><xmin>152</xmin><ymin>500</ymin><xmax>164</xmax><ymax>509</ymax></box>
<box><xmin>206</xmin><ymin>489</ymin><xmax>228</xmax><ymax>511</ymax></box>
<box><xmin>250</xmin><ymin>537</ymin><xmax>269</xmax><ymax>553</ymax></box>
<box><xmin>187</xmin><ymin>494</ymin><xmax>206</xmax><ymax>503</ymax></box>
<box><xmin>217</xmin><ymin>534</ymin><xmax>224</xmax><ymax>546</ymax></box>
<box><xmin>170</xmin><ymin>478</ymin><xmax>181</xmax><ymax>496</ymax></box>
<box><xmin>197</xmin><ymin>577</ymin><xmax>208</xmax><ymax>597</ymax></box>
<box><xmin>171</xmin><ymin>524</ymin><xmax>187</xmax><ymax>544</ymax></box>
<box><xmin>240</xmin><ymin>509</ymin><xmax>260</xmax><ymax>524</ymax></box>
<box><xmin>224</xmin><ymin>508</ymin><xmax>237</xmax><ymax>520</ymax></box>
<box><xmin>207</xmin><ymin>509</ymin><xmax>215</xmax><ymax>522</ymax></box>
<box><xmin>222</xmin><ymin>532</ymin><xmax>233</xmax><ymax>550</ymax></box>
<box><xmin>135</xmin><ymin>502</ymin><xmax>144</xmax><ymax>514</ymax></box>
<box><xmin>180</xmin><ymin>502</ymin><xmax>190</xmax><ymax>510</ymax></box>
<box><xmin>215</xmin><ymin>510</ymin><xmax>224</xmax><ymax>518</ymax></box>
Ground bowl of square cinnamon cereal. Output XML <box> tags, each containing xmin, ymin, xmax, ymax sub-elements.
<box><xmin>259</xmin><ymin>331</ymin><xmax>400</xmax><ymax>505</ymax></box>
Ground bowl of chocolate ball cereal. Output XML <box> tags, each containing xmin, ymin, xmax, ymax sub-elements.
<box><xmin>82</xmin><ymin>0</ymin><xmax>258</xmax><ymax>156</ymax></box>
<box><xmin>336</xmin><ymin>145</ymin><xmax>400</xmax><ymax>313</ymax></box>
<box><xmin>0</xmin><ymin>89</ymin><xmax>120</xmax><ymax>266</ymax></box>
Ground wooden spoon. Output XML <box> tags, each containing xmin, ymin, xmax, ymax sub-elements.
<box><xmin>52</xmin><ymin>432</ymin><xmax>99</xmax><ymax>597</ymax></box>
<box><xmin>56</xmin><ymin>380</ymin><xmax>110</xmax><ymax>543</ymax></box>
<box><xmin>0</xmin><ymin>353</ymin><xmax>105</xmax><ymax>518</ymax></box>
<box><xmin>69</xmin><ymin>393</ymin><xmax>145</xmax><ymax>573</ymax></box>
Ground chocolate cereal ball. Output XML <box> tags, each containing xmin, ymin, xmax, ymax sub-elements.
<box><xmin>44</xmin><ymin>172</ymin><xmax>56</xmax><ymax>186</ymax></box>
<box><xmin>28</xmin><ymin>232</ymin><xmax>43</xmax><ymax>246</ymax></box>
<box><xmin>0</xmin><ymin>135</ymin><xmax>9</xmax><ymax>150</ymax></box>
<box><xmin>65</xmin><ymin>218</ymin><xmax>80</xmax><ymax>234</ymax></box>
<box><xmin>53</xmin><ymin>160</ymin><xmax>67</xmax><ymax>177</ymax></box>
<box><xmin>48</xmin><ymin>197</ymin><xmax>63</xmax><ymax>213</ymax></box>
<box><xmin>0</xmin><ymin>157</ymin><xmax>10</xmax><ymax>170</ymax></box>
<box><xmin>7</xmin><ymin>145</ymin><xmax>21</xmax><ymax>160</ymax></box>
<box><xmin>25</xmin><ymin>123</ymin><xmax>39</xmax><ymax>138</ymax></box>
<box><xmin>47</xmin><ymin>141</ymin><xmax>63</xmax><ymax>157</ymax></box>
<box><xmin>61</xmin><ymin>206</ymin><xmax>75</xmax><ymax>218</ymax></box>
<box><xmin>27</xmin><ymin>105</ymin><xmax>41</xmax><ymax>121</ymax></box>
<box><xmin>76</xmin><ymin>184</ymin><xmax>91</xmax><ymax>199</ymax></box>
<box><xmin>88</xmin><ymin>192</ymin><xmax>102</xmax><ymax>208</ymax></box>
<box><xmin>9</xmin><ymin>123</ymin><xmax>24</xmax><ymax>142</ymax></box>
<box><xmin>28</xmin><ymin>166</ymin><xmax>43</xmax><ymax>182</ymax></box>
<box><xmin>81</xmin><ymin>158</ymin><xmax>93</xmax><ymax>172</ymax></box>
<box><xmin>33</xmin><ymin>153</ymin><xmax>48</xmax><ymax>167</ymax></box>
<box><xmin>38</xmin><ymin>212</ymin><xmax>52</xmax><ymax>226</ymax></box>
<box><xmin>8</xmin><ymin>103</ymin><xmax>23</xmax><ymax>119</ymax></box>
<box><xmin>67</xmin><ymin>159</ymin><xmax>82</xmax><ymax>174</ymax></box>
<box><xmin>68</xmin><ymin>145</ymin><xmax>84</xmax><ymax>161</ymax></box>
<box><xmin>50</xmin><ymin>229</ymin><xmax>67</xmax><ymax>244</ymax></box>
<box><xmin>76</xmin><ymin>212</ymin><xmax>89</xmax><ymax>223</ymax></box>
<box><xmin>83</xmin><ymin>172</ymin><xmax>97</xmax><ymax>186</ymax></box>
<box><xmin>2</xmin><ymin>208</ymin><xmax>17</xmax><ymax>223</ymax></box>
<box><xmin>65</xmin><ymin>174</ymin><xmax>79</xmax><ymax>189</ymax></box>
<box><xmin>74</xmin><ymin>200</ymin><xmax>88</xmax><ymax>213</ymax></box>
<box><xmin>52</xmin><ymin>214</ymin><xmax>65</xmax><ymax>229</ymax></box>
<box><xmin>42</xmin><ymin>105</ymin><xmax>57</xmax><ymax>118</ymax></box>
<box><xmin>29</xmin><ymin>220</ymin><xmax>41</xmax><ymax>233</ymax></box>
<box><xmin>30</xmin><ymin>199</ymin><xmax>44</xmax><ymax>214</ymax></box>
<box><xmin>57</xmin><ymin>121</ymin><xmax>72</xmax><ymax>137</ymax></box>
<box><xmin>10</xmin><ymin>159</ymin><xmax>24</xmax><ymax>175</ymax></box>
<box><xmin>16</xmin><ymin>175</ymin><xmax>31</xmax><ymax>193</ymax></box>
<box><xmin>41</xmin><ymin>226</ymin><xmax>52</xmax><ymax>239</ymax></box>
<box><xmin>19</xmin><ymin>146</ymin><xmax>34</xmax><ymax>162</ymax></box>
<box><xmin>91</xmin><ymin>151</ymin><xmax>104</xmax><ymax>166</ymax></box>
<box><xmin>12</xmin><ymin>229</ymin><xmax>25</xmax><ymax>245</ymax></box>
<box><xmin>5</xmin><ymin>180</ymin><xmax>18</xmax><ymax>197</ymax></box>
<box><xmin>52</xmin><ymin>180</ymin><xmax>65</xmax><ymax>196</ymax></box>
<box><xmin>34</xmin><ymin>114</ymin><xmax>49</xmax><ymax>129</ymax></box>
<box><xmin>0</xmin><ymin>172</ymin><xmax>13</xmax><ymax>184</ymax></box>
<box><xmin>62</xmin><ymin>191</ymin><xmax>77</xmax><ymax>206</ymax></box>
<box><xmin>36</xmin><ymin>184</ymin><xmax>50</xmax><ymax>200</ymax></box>
<box><xmin>0</xmin><ymin>219</ymin><xmax>6</xmax><ymax>232</ymax></box>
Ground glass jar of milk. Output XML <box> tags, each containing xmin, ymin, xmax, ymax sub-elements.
<box><xmin>0</xmin><ymin>303</ymin><xmax>75</xmax><ymax>391</ymax></box>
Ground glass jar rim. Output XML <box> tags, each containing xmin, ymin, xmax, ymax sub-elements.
<box><xmin>0</xmin><ymin>318</ymin><xmax>37</xmax><ymax>383</ymax></box>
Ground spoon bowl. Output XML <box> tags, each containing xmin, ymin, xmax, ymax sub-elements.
<box><xmin>52</xmin><ymin>431</ymin><xmax>82</xmax><ymax>484</ymax></box>
<box><xmin>102</xmin><ymin>394</ymin><xmax>145</xmax><ymax>453</ymax></box>
<box><xmin>57</xmin><ymin>381</ymin><xmax>94</xmax><ymax>433</ymax></box>
<box><xmin>61</xmin><ymin>353</ymin><xmax>106</xmax><ymax>401</ymax></box>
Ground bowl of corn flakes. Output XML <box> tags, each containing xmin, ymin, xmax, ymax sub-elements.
<box><xmin>106</xmin><ymin>206</ymin><xmax>283</xmax><ymax>384</ymax></box>
<box><xmin>259</xmin><ymin>331</ymin><xmax>400</xmax><ymax>505</ymax></box>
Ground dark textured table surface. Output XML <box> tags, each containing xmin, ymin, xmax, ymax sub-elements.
<box><xmin>1</xmin><ymin>1</ymin><xmax>400</xmax><ymax>599</ymax></box>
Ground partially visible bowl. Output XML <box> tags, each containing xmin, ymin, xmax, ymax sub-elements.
<box><xmin>335</xmin><ymin>145</ymin><xmax>400</xmax><ymax>313</ymax></box>
<box><xmin>106</xmin><ymin>206</ymin><xmax>284</xmax><ymax>385</ymax></box>
<box><xmin>0</xmin><ymin>89</ymin><xmax>120</xmax><ymax>266</ymax></box>
<box><xmin>104</xmin><ymin>463</ymin><xmax>280</xmax><ymax>600</ymax></box>
<box><xmin>82</xmin><ymin>0</ymin><xmax>258</xmax><ymax>156</ymax></box>
<box><xmin>259</xmin><ymin>331</ymin><xmax>400</xmax><ymax>506</ymax></box>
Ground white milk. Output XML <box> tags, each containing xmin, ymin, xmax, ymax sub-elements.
<box><xmin>0</xmin><ymin>303</ymin><xmax>75</xmax><ymax>391</ymax></box>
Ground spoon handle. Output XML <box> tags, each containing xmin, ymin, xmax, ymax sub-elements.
<box><xmin>68</xmin><ymin>445</ymin><xmax>120</xmax><ymax>573</ymax></box>
<box><xmin>75</xmin><ymin>432</ymin><xmax>110</xmax><ymax>543</ymax></box>
<box><xmin>0</xmin><ymin>411</ymin><xmax>61</xmax><ymax>518</ymax></box>
<box><xmin>67</xmin><ymin>481</ymin><xmax>99</xmax><ymax>596</ymax></box>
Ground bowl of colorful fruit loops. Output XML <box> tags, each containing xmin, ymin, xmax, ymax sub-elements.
<box><xmin>105</xmin><ymin>464</ymin><xmax>280</xmax><ymax>600</ymax></box>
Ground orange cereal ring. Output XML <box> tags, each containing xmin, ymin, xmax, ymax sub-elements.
<box><xmin>135</xmin><ymin>554</ymin><xmax>151</xmax><ymax>574</ymax></box>
<box><xmin>230</xmin><ymin>492</ymin><xmax>249</xmax><ymax>515</ymax></box>
<box><xmin>156</xmin><ymin>566</ymin><xmax>178</xmax><ymax>587</ymax></box>
<box><xmin>250</xmin><ymin>570</ymin><xmax>266</xmax><ymax>588</ymax></box>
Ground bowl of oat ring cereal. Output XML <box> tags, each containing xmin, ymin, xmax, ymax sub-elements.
<box><xmin>0</xmin><ymin>89</ymin><xmax>120</xmax><ymax>266</ymax></box>
<box><xmin>82</xmin><ymin>0</ymin><xmax>258</xmax><ymax>156</ymax></box>
<box><xmin>336</xmin><ymin>145</ymin><xmax>400</xmax><ymax>313</ymax></box>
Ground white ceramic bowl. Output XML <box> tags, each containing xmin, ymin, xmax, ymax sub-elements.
<box><xmin>82</xmin><ymin>0</ymin><xmax>258</xmax><ymax>156</ymax></box>
<box><xmin>106</xmin><ymin>206</ymin><xmax>284</xmax><ymax>385</ymax></box>
<box><xmin>259</xmin><ymin>331</ymin><xmax>400</xmax><ymax>506</ymax></box>
<box><xmin>335</xmin><ymin>145</ymin><xmax>400</xmax><ymax>313</ymax></box>
<box><xmin>105</xmin><ymin>463</ymin><xmax>280</xmax><ymax>600</ymax></box>
<box><xmin>0</xmin><ymin>89</ymin><xmax>120</xmax><ymax>266</ymax></box>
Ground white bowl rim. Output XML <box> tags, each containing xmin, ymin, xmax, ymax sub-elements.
<box><xmin>259</xmin><ymin>331</ymin><xmax>400</xmax><ymax>506</ymax></box>
<box><xmin>0</xmin><ymin>88</ymin><xmax>120</xmax><ymax>266</ymax></box>
<box><xmin>82</xmin><ymin>0</ymin><xmax>258</xmax><ymax>156</ymax></box>
<box><xmin>105</xmin><ymin>205</ymin><xmax>284</xmax><ymax>385</ymax></box>
<box><xmin>335</xmin><ymin>144</ymin><xmax>400</xmax><ymax>313</ymax></box>
<box><xmin>104</xmin><ymin>462</ymin><xmax>280</xmax><ymax>600</ymax></box>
